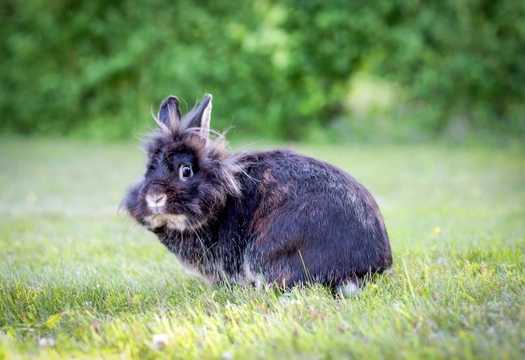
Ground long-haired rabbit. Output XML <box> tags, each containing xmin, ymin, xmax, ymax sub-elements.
<box><xmin>124</xmin><ymin>94</ymin><xmax>392</xmax><ymax>296</ymax></box>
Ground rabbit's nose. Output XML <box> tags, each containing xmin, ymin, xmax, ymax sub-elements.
<box><xmin>146</xmin><ymin>193</ymin><xmax>167</xmax><ymax>209</ymax></box>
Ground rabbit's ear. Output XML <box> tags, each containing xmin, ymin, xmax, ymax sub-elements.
<box><xmin>187</xmin><ymin>94</ymin><xmax>212</xmax><ymax>138</ymax></box>
<box><xmin>158</xmin><ymin>96</ymin><xmax>181</xmax><ymax>129</ymax></box>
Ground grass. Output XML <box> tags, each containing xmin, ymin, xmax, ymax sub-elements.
<box><xmin>0</xmin><ymin>137</ymin><xmax>524</xmax><ymax>359</ymax></box>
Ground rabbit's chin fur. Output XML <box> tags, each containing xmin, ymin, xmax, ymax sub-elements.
<box><xmin>144</xmin><ymin>214</ymin><xmax>193</xmax><ymax>231</ymax></box>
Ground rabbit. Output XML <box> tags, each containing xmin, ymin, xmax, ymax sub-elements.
<box><xmin>124</xmin><ymin>94</ymin><xmax>392</xmax><ymax>296</ymax></box>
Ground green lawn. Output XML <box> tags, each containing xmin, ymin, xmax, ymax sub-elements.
<box><xmin>0</xmin><ymin>137</ymin><xmax>524</xmax><ymax>359</ymax></box>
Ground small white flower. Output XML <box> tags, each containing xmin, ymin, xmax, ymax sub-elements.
<box><xmin>39</xmin><ymin>337</ymin><xmax>55</xmax><ymax>348</ymax></box>
<box><xmin>221</xmin><ymin>351</ymin><xmax>234</xmax><ymax>360</ymax></box>
<box><xmin>152</xmin><ymin>333</ymin><xmax>169</xmax><ymax>349</ymax></box>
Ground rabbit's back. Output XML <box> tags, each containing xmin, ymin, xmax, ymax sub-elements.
<box><xmin>236</xmin><ymin>149</ymin><xmax>392</xmax><ymax>288</ymax></box>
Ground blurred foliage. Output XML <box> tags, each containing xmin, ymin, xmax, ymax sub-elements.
<box><xmin>1</xmin><ymin>0</ymin><xmax>524</xmax><ymax>142</ymax></box>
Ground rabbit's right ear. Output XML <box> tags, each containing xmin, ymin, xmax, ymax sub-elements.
<box><xmin>157</xmin><ymin>96</ymin><xmax>181</xmax><ymax>129</ymax></box>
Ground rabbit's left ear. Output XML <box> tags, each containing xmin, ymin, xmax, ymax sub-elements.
<box><xmin>187</xmin><ymin>94</ymin><xmax>212</xmax><ymax>138</ymax></box>
<box><xmin>158</xmin><ymin>96</ymin><xmax>181</xmax><ymax>129</ymax></box>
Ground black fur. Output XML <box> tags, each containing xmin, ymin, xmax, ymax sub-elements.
<box><xmin>124</xmin><ymin>94</ymin><xmax>392</xmax><ymax>291</ymax></box>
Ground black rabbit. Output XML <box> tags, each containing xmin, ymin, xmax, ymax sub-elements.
<box><xmin>124</xmin><ymin>94</ymin><xmax>392</xmax><ymax>296</ymax></box>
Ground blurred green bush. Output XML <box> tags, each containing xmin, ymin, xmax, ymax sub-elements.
<box><xmin>1</xmin><ymin>0</ymin><xmax>524</xmax><ymax>142</ymax></box>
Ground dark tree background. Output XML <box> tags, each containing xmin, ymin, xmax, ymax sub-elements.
<box><xmin>1</xmin><ymin>0</ymin><xmax>523</xmax><ymax>142</ymax></box>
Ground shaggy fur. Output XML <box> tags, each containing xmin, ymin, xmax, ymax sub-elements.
<box><xmin>124</xmin><ymin>94</ymin><xmax>393</xmax><ymax>291</ymax></box>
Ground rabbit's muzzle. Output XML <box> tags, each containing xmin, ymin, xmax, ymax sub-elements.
<box><xmin>145</xmin><ymin>192</ymin><xmax>167</xmax><ymax>214</ymax></box>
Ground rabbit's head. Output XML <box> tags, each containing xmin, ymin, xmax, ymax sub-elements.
<box><xmin>124</xmin><ymin>94</ymin><xmax>242</xmax><ymax>232</ymax></box>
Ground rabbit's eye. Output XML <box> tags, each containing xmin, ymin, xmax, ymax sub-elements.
<box><xmin>179</xmin><ymin>164</ymin><xmax>193</xmax><ymax>181</ymax></box>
